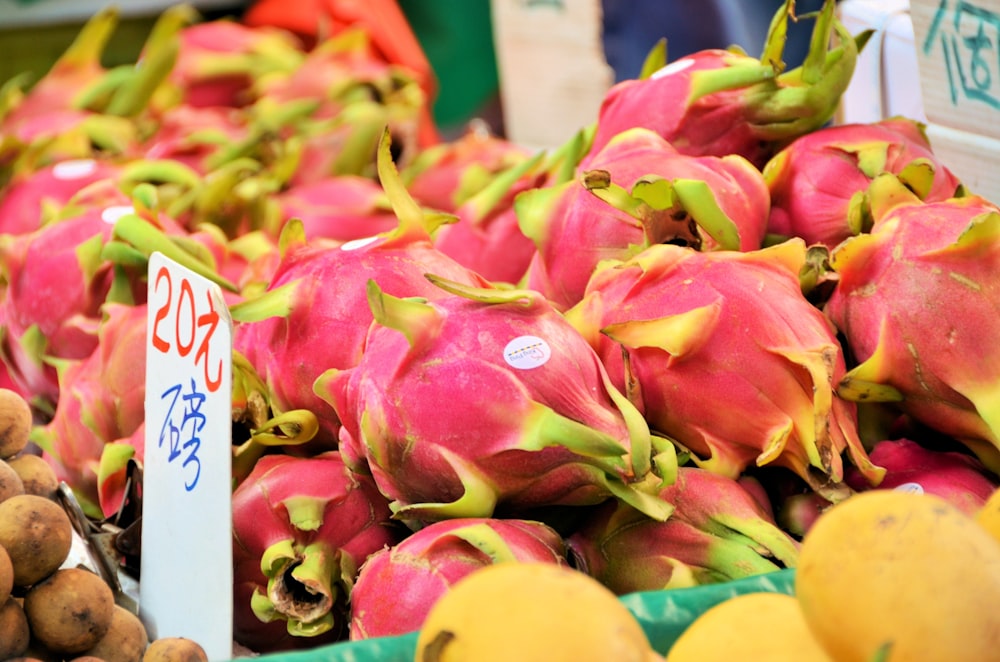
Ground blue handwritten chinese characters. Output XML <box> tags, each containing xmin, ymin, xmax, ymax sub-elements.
<box><xmin>157</xmin><ymin>378</ymin><xmax>205</xmax><ymax>491</ymax></box>
<box><xmin>923</xmin><ymin>0</ymin><xmax>1000</xmax><ymax>110</ymax></box>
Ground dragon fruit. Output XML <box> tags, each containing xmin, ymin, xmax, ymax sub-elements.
<box><xmin>268</xmin><ymin>175</ymin><xmax>399</xmax><ymax>243</ymax></box>
<box><xmin>826</xmin><ymin>175</ymin><xmax>1000</xmax><ymax>473</ymax></box>
<box><xmin>518</xmin><ymin>126</ymin><xmax>769</xmax><ymax>311</ymax></box>
<box><xmin>844</xmin><ymin>438</ymin><xmax>999</xmax><ymax>516</ymax></box>
<box><xmin>763</xmin><ymin>117</ymin><xmax>964</xmax><ymax>249</ymax></box>
<box><xmin>29</xmin><ymin>302</ymin><xmax>147</xmax><ymax>513</ymax></box>
<box><xmin>316</xmin><ymin>276</ymin><xmax>672</xmax><ymax>523</ymax></box>
<box><xmin>232</xmin><ymin>450</ymin><xmax>400</xmax><ymax>651</ymax></box>
<box><xmin>230</xmin><ymin>131</ymin><xmax>491</xmax><ymax>448</ymax></box>
<box><xmin>0</xmin><ymin>158</ymin><xmax>121</xmax><ymax>235</ymax></box>
<box><xmin>348</xmin><ymin>517</ymin><xmax>568</xmax><ymax>640</ymax></box>
<box><xmin>581</xmin><ymin>0</ymin><xmax>865</xmax><ymax>170</ymax></box>
<box><xmin>568</xmin><ymin>466</ymin><xmax>800</xmax><ymax>594</ymax></box>
<box><xmin>403</xmin><ymin>121</ymin><xmax>534</xmax><ymax>213</ymax></box>
<box><xmin>564</xmin><ymin>239</ymin><xmax>884</xmax><ymax>497</ymax></box>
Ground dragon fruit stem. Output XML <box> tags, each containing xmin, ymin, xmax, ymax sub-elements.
<box><xmin>444</xmin><ymin>523</ymin><xmax>521</xmax><ymax>564</ymax></box>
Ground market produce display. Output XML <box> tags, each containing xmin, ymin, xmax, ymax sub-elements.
<box><xmin>1</xmin><ymin>0</ymin><xmax>999</xmax><ymax>659</ymax></box>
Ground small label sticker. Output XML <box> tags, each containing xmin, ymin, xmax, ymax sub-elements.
<box><xmin>893</xmin><ymin>482</ymin><xmax>925</xmax><ymax>495</ymax></box>
<box><xmin>341</xmin><ymin>236</ymin><xmax>380</xmax><ymax>251</ymax></box>
<box><xmin>52</xmin><ymin>159</ymin><xmax>98</xmax><ymax>180</ymax></box>
<box><xmin>652</xmin><ymin>57</ymin><xmax>695</xmax><ymax>80</ymax></box>
<box><xmin>504</xmin><ymin>335</ymin><xmax>551</xmax><ymax>370</ymax></box>
<box><xmin>101</xmin><ymin>205</ymin><xmax>135</xmax><ymax>225</ymax></box>
<box><xmin>142</xmin><ymin>252</ymin><xmax>233</xmax><ymax>660</ymax></box>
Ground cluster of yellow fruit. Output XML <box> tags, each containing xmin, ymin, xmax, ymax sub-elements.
<box><xmin>413</xmin><ymin>487</ymin><xmax>1000</xmax><ymax>662</ymax></box>
<box><xmin>0</xmin><ymin>388</ymin><xmax>209</xmax><ymax>662</ymax></box>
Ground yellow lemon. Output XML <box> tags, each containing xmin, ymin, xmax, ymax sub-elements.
<box><xmin>414</xmin><ymin>562</ymin><xmax>663</xmax><ymax>662</ymax></box>
<box><xmin>796</xmin><ymin>490</ymin><xmax>1000</xmax><ymax>662</ymax></box>
<box><xmin>665</xmin><ymin>591</ymin><xmax>831</xmax><ymax>661</ymax></box>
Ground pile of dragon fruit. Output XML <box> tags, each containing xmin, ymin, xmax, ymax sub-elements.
<box><xmin>1</xmin><ymin>0</ymin><xmax>998</xmax><ymax>653</ymax></box>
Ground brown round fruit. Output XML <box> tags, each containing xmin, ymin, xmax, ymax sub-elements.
<box><xmin>142</xmin><ymin>637</ymin><xmax>209</xmax><ymax>662</ymax></box>
<box><xmin>0</xmin><ymin>493</ymin><xmax>73</xmax><ymax>587</ymax></box>
<box><xmin>0</xmin><ymin>389</ymin><xmax>33</xmax><ymax>459</ymax></box>
<box><xmin>23</xmin><ymin>567</ymin><xmax>115</xmax><ymax>654</ymax></box>
<box><xmin>78</xmin><ymin>604</ymin><xmax>149</xmax><ymax>662</ymax></box>
<box><xmin>0</xmin><ymin>595</ymin><xmax>31</xmax><ymax>659</ymax></box>
<box><xmin>6</xmin><ymin>454</ymin><xmax>59</xmax><ymax>499</ymax></box>
<box><xmin>0</xmin><ymin>458</ymin><xmax>26</xmax><ymax>503</ymax></box>
<box><xmin>0</xmin><ymin>543</ymin><xmax>13</xmax><ymax>603</ymax></box>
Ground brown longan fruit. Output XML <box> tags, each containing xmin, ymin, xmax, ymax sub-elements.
<box><xmin>5</xmin><ymin>454</ymin><xmax>59</xmax><ymax>499</ymax></box>
<box><xmin>78</xmin><ymin>604</ymin><xmax>149</xmax><ymax>662</ymax></box>
<box><xmin>142</xmin><ymin>637</ymin><xmax>209</xmax><ymax>662</ymax></box>
<box><xmin>0</xmin><ymin>595</ymin><xmax>31</xmax><ymax>659</ymax></box>
<box><xmin>23</xmin><ymin>567</ymin><xmax>115</xmax><ymax>654</ymax></box>
<box><xmin>0</xmin><ymin>494</ymin><xmax>73</xmax><ymax>587</ymax></box>
<box><xmin>0</xmin><ymin>543</ymin><xmax>12</xmax><ymax>603</ymax></box>
<box><xmin>0</xmin><ymin>388</ymin><xmax>33</xmax><ymax>459</ymax></box>
<box><xmin>0</xmin><ymin>458</ymin><xmax>26</xmax><ymax>503</ymax></box>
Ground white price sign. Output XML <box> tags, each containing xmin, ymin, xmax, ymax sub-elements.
<box><xmin>141</xmin><ymin>252</ymin><xmax>233</xmax><ymax>660</ymax></box>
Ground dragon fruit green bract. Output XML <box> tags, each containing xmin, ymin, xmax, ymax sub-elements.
<box><xmin>763</xmin><ymin>117</ymin><xmax>963</xmax><ymax>249</ymax></box>
<box><xmin>348</xmin><ymin>517</ymin><xmax>567</xmax><ymax>640</ymax></box>
<box><xmin>581</xmin><ymin>0</ymin><xmax>865</xmax><ymax>170</ymax></box>
<box><xmin>232</xmin><ymin>450</ymin><xmax>399</xmax><ymax>652</ymax></box>
<box><xmin>826</xmin><ymin>174</ymin><xmax>1000</xmax><ymax>473</ymax></box>
<box><xmin>564</xmin><ymin>239</ymin><xmax>884</xmax><ymax>495</ymax></box>
<box><xmin>568</xmin><ymin>466</ymin><xmax>799</xmax><ymax>594</ymax></box>
<box><xmin>316</xmin><ymin>276</ymin><xmax>671</xmax><ymax>524</ymax></box>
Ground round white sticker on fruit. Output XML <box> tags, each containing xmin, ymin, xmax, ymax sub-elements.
<box><xmin>504</xmin><ymin>335</ymin><xmax>551</xmax><ymax>370</ymax></box>
<box><xmin>341</xmin><ymin>236</ymin><xmax>379</xmax><ymax>251</ymax></box>
<box><xmin>101</xmin><ymin>205</ymin><xmax>135</xmax><ymax>225</ymax></box>
<box><xmin>893</xmin><ymin>482</ymin><xmax>925</xmax><ymax>495</ymax></box>
<box><xmin>52</xmin><ymin>159</ymin><xmax>98</xmax><ymax>180</ymax></box>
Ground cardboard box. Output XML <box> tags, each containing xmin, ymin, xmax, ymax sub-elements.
<box><xmin>925</xmin><ymin>122</ymin><xmax>1000</xmax><ymax>203</ymax></box>
<box><xmin>911</xmin><ymin>0</ymin><xmax>1000</xmax><ymax>138</ymax></box>
<box><xmin>838</xmin><ymin>0</ymin><xmax>926</xmax><ymax>124</ymax></box>
<box><xmin>489</xmin><ymin>0</ymin><xmax>615</xmax><ymax>151</ymax></box>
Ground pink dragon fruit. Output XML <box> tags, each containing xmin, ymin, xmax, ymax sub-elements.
<box><xmin>844</xmin><ymin>438</ymin><xmax>999</xmax><ymax>516</ymax></box>
<box><xmin>0</xmin><ymin>158</ymin><xmax>121</xmax><ymax>235</ymax></box>
<box><xmin>826</xmin><ymin>175</ymin><xmax>1000</xmax><ymax>473</ymax></box>
<box><xmin>232</xmin><ymin>450</ymin><xmax>400</xmax><ymax>651</ymax></box>
<box><xmin>29</xmin><ymin>302</ymin><xmax>147</xmax><ymax>513</ymax></box>
<box><xmin>268</xmin><ymin>175</ymin><xmax>400</xmax><ymax>243</ymax></box>
<box><xmin>348</xmin><ymin>517</ymin><xmax>568</xmax><ymax>640</ymax></box>
<box><xmin>763</xmin><ymin>117</ymin><xmax>964</xmax><ymax>249</ymax></box>
<box><xmin>581</xmin><ymin>0</ymin><xmax>864</xmax><ymax>170</ymax></box>
<box><xmin>431</xmin><ymin>150</ymin><xmax>549</xmax><ymax>285</ymax></box>
<box><xmin>316</xmin><ymin>276</ymin><xmax>672</xmax><ymax>524</ymax></box>
<box><xmin>230</xmin><ymin>131</ymin><xmax>491</xmax><ymax>448</ymax></box>
<box><xmin>567</xmin><ymin>466</ymin><xmax>800</xmax><ymax>594</ymax></box>
<box><xmin>403</xmin><ymin>121</ymin><xmax>534</xmax><ymax>213</ymax></box>
<box><xmin>518</xmin><ymin>126</ymin><xmax>769</xmax><ymax>311</ymax></box>
<box><xmin>168</xmin><ymin>19</ymin><xmax>304</xmax><ymax>109</ymax></box>
<box><xmin>564</xmin><ymin>239</ymin><xmax>884</xmax><ymax>497</ymax></box>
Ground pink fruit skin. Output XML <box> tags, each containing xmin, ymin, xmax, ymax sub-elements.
<box><xmin>764</xmin><ymin>118</ymin><xmax>962</xmax><ymax>249</ymax></box>
<box><xmin>273</xmin><ymin>176</ymin><xmax>399</xmax><ymax>243</ymax></box>
<box><xmin>232</xmin><ymin>237</ymin><xmax>489</xmax><ymax>449</ymax></box>
<box><xmin>566</xmin><ymin>240</ymin><xmax>883</xmax><ymax>490</ymax></box>
<box><xmin>231</xmin><ymin>451</ymin><xmax>399</xmax><ymax>652</ymax></box>
<box><xmin>522</xmin><ymin>127</ymin><xmax>770</xmax><ymax>312</ymax></box>
<box><xmin>348</xmin><ymin>518</ymin><xmax>567</xmax><ymax>640</ymax></box>
<box><xmin>584</xmin><ymin>50</ymin><xmax>775</xmax><ymax>168</ymax></box>
<box><xmin>844</xmin><ymin>438</ymin><xmax>999</xmax><ymax>516</ymax></box>
<box><xmin>0</xmin><ymin>159</ymin><xmax>120</xmax><ymax>235</ymax></box>
<box><xmin>321</xmin><ymin>280</ymin><xmax>654</xmax><ymax>521</ymax></box>
<box><xmin>824</xmin><ymin>186</ymin><xmax>1000</xmax><ymax>472</ymax></box>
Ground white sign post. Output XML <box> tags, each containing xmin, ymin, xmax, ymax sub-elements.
<box><xmin>141</xmin><ymin>251</ymin><xmax>234</xmax><ymax>660</ymax></box>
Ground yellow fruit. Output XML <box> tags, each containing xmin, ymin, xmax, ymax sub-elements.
<box><xmin>975</xmin><ymin>486</ymin><xmax>1000</xmax><ymax>544</ymax></box>
<box><xmin>796</xmin><ymin>490</ymin><xmax>1000</xmax><ymax>662</ymax></box>
<box><xmin>414</xmin><ymin>562</ymin><xmax>663</xmax><ymax>662</ymax></box>
<box><xmin>665</xmin><ymin>591</ymin><xmax>831</xmax><ymax>661</ymax></box>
